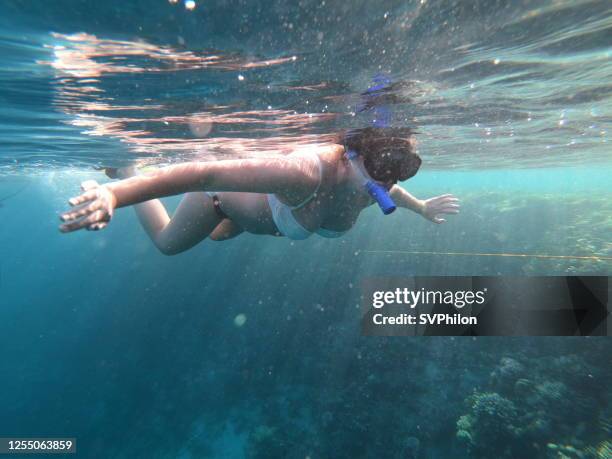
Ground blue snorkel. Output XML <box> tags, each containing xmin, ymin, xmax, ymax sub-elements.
<box><xmin>345</xmin><ymin>148</ymin><xmax>397</xmax><ymax>215</ymax></box>
<box><xmin>346</xmin><ymin>75</ymin><xmax>397</xmax><ymax>215</ymax></box>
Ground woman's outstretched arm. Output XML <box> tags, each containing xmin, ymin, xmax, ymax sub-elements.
<box><xmin>390</xmin><ymin>185</ymin><xmax>460</xmax><ymax>224</ymax></box>
<box><xmin>110</xmin><ymin>157</ymin><xmax>316</xmax><ymax>208</ymax></box>
<box><xmin>59</xmin><ymin>156</ymin><xmax>318</xmax><ymax>232</ymax></box>
<box><xmin>390</xmin><ymin>185</ymin><xmax>425</xmax><ymax>214</ymax></box>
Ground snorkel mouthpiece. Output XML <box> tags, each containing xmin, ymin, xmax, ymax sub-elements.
<box><xmin>365</xmin><ymin>181</ymin><xmax>396</xmax><ymax>215</ymax></box>
<box><xmin>346</xmin><ymin>149</ymin><xmax>397</xmax><ymax>215</ymax></box>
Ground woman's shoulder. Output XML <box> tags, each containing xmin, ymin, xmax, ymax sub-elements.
<box><xmin>285</xmin><ymin>144</ymin><xmax>343</xmax><ymax>178</ymax></box>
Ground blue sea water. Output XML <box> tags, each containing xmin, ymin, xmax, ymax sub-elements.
<box><xmin>0</xmin><ymin>1</ymin><xmax>611</xmax><ymax>458</ymax></box>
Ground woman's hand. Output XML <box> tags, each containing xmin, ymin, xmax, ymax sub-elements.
<box><xmin>59</xmin><ymin>180</ymin><xmax>117</xmax><ymax>232</ymax></box>
<box><xmin>420</xmin><ymin>194</ymin><xmax>460</xmax><ymax>224</ymax></box>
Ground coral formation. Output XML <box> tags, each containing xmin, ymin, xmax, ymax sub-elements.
<box><xmin>456</xmin><ymin>351</ymin><xmax>610</xmax><ymax>459</ymax></box>
<box><xmin>456</xmin><ymin>392</ymin><xmax>520</xmax><ymax>456</ymax></box>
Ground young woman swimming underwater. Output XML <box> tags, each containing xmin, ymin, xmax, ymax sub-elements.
<box><xmin>59</xmin><ymin>126</ymin><xmax>459</xmax><ymax>254</ymax></box>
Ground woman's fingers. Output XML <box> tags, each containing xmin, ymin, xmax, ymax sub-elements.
<box><xmin>60</xmin><ymin>210</ymin><xmax>107</xmax><ymax>233</ymax></box>
<box><xmin>88</xmin><ymin>222</ymin><xmax>107</xmax><ymax>231</ymax></box>
<box><xmin>427</xmin><ymin>202</ymin><xmax>459</xmax><ymax>215</ymax></box>
<box><xmin>60</xmin><ymin>182</ymin><xmax>116</xmax><ymax>233</ymax></box>
<box><xmin>68</xmin><ymin>189</ymin><xmax>96</xmax><ymax>207</ymax></box>
<box><xmin>60</xmin><ymin>201</ymin><xmax>94</xmax><ymax>221</ymax></box>
<box><xmin>60</xmin><ymin>216</ymin><xmax>87</xmax><ymax>233</ymax></box>
<box><xmin>429</xmin><ymin>197</ymin><xmax>459</xmax><ymax>208</ymax></box>
<box><xmin>439</xmin><ymin>204</ymin><xmax>460</xmax><ymax>213</ymax></box>
<box><xmin>60</xmin><ymin>199</ymin><xmax>102</xmax><ymax>222</ymax></box>
<box><xmin>422</xmin><ymin>195</ymin><xmax>460</xmax><ymax>224</ymax></box>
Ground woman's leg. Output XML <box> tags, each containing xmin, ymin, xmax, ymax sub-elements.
<box><xmin>209</xmin><ymin>218</ymin><xmax>244</xmax><ymax>241</ymax></box>
<box><xmin>114</xmin><ymin>167</ymin><xmax>222</xmax><ymax>255</ymax></box>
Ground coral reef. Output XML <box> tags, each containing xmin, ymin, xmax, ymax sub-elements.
<box><xmin>456</xmin><ymin>351</ymin><xmax>610</xmax><ymax>459</ymax></box>
<box><xmin>456</xmin><ymin>392</ymin><xmax>520</xmax><ymax>456</ymax></box>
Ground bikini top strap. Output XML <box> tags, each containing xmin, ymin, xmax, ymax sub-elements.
<box><xmin>289</xmin><ymin>154</ymin><xmax>323</xmax><ymax>210</ymax></box>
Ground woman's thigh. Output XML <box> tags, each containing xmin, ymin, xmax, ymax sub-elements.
<box><xmin>209</xmin><ymin>218</ymin><xmax>244</xmax><ymax>241</ymax></box>
<box><xmin>157</xmin><ymin>192</ymin><xmax>222</xmax><ymax>253</ymax></box>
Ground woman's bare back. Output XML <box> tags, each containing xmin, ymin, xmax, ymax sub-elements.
<box><xmin>211</xmin><ymin>143</ymin><xmax>363</xmax><ymax>236</ymax></box>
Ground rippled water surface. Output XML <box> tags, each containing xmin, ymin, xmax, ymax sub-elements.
<box><xmin>1</xmin><ymin>0</ymin><xmax>610</xmax><ymax>172</ymax></box>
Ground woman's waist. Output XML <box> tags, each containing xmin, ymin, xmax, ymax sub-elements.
<box><xmin>213</xmin><ymin>191</ymin><xmax>351</xmax><ymax>236</ymax></box>
<box><xmin>211</xmin><ymin>192</ymin><xmax>278</xmax><ymax>234</ymax></box>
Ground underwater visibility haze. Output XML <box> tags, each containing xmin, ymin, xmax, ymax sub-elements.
<box><xmin>0</xmin><ymin>0</ymin><xmax>611</xmax><ymax>458</ymax></box>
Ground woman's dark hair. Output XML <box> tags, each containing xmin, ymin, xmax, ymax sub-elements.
<box><xmin>344</xmin><ymin>127</ymin><xmax>421</xmax><ymax>183</ymax></box>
